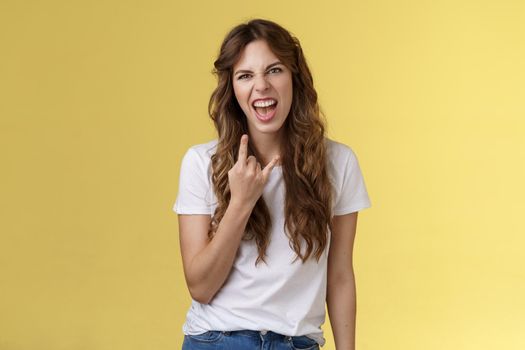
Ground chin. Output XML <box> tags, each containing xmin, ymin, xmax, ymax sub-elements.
<box><xmin>250</xmin><ymin>118</ymin><xmax>286</xmax><ymax>134</ymax></box>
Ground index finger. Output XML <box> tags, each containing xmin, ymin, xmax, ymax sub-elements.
<box><xmin>237</xmin><ymin>134</ymin><xmax>248</xmax><ymax>164</ymax></box>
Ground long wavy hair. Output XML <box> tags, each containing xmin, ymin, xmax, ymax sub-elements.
<box><xmin>208</xmin><ymin>18</ymin><xmax>333</xmax><ymax>265</ymax></box>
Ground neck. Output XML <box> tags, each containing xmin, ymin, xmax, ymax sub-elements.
<box><xmin>248</xmin><ymin>130</ymin><xmax>283</xmax><ymax>166</ymax></box>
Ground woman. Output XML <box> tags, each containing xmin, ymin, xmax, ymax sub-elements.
<box><xmin>174</xmin><ymin>18</ymin><xmax>371</xmax><ymax>350</ymax></box>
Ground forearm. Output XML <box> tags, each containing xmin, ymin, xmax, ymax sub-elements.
<box><xmin>186</xmin><ymin>200</ymin><xmax>252</xmax><ymax>303</ymax></box>
<box><xmin>327</xmin><ymin>273</ymin><xmax>357</xmax><ymax>350</ymax></box>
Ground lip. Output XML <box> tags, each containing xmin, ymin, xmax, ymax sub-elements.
<box><xmin>253</xmin><ymin>104</ymin><xmax>277</xmax><ymax>122</ymax></box>
<box><xmin>251</xmin><ymin>98</ymin><xmax>278</xmax><ymax>122</ymax></box>
<box><xmin>251</xmin><ymin>97</ymin><xmax>278</xmax><ymax>106</ymax></box>
<box><xmin>250</xmin><ymin>96</ymin><xmax>277</xmax><ymax>102</ymax></box>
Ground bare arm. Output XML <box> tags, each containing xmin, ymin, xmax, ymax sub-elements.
<box><xmin>327</xmin><ymin>211</ymin><xmax>359</xmax><ymax>350</ymax></box>
<box><xmin>178</xmin><ymin>134</ymin><xmax>279</xmax><ymax>304</ymax></box>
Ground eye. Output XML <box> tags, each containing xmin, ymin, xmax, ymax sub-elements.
<box><xmin>268</xmin><ymin>67</ymin><xmax>282</xmax><ymax>74</ymax></box>
<box><xmin>237</xmin><ymin>74</ymin><xmax>251</xmax><ymax>80</ymax></box>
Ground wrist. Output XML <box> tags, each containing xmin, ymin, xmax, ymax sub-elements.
<box><xmin>228</xmin><ymin>197</ymin><xmax>254</xmax><ymax>217</ymax></box>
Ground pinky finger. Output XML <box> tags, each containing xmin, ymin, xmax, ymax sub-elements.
<box><xmin>261</xmin><ymin>156</ymin><xmax>279</xmax><ymax>180</ymax></box>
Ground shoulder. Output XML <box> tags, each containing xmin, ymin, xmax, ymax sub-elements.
<box><xmin>325</xmin><ymin>137</ymin><xmax>371</xmax><ymax>214</ymax></box>
<box><xmin>175</xmin><ymin>140</ymin><xmax>218</xmax><ymax>213</ymax></box>
<box><xmin>182</xmin><ymin>139</ymin><xmax>218</xmax><ymax>165</ymax></box>
<box><xmin>324</xmin><ymin>137</ymin><xmax>358</xmax><ymax>165</ymax></box>
<box><xmin>186</xmin><ymin>139</ymin><xmax>218</xmax><ymax>159</ymax></box>
<box><xmin>324</xmin><ymin>137</ymin><xmax>364</xmax><ymax>190</ymax></box>
<box><xmin>179</xmin><ymin>139</ymin><xmax>218</xmax><ymax>179</ymax></box>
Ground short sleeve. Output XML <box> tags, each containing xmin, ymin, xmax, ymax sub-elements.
<box><xmin>173</xmin><ymin>147</ymin><xmax>214</xmax><ymax>215</ymax></box>
<box><xmin>333</xmin><ymin>148</ymin><xmax>372</xmax><ymax>216</ymax></box>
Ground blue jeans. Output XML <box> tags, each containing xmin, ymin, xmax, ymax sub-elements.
<box><xmin>182</xmin><ymin>330</ymin><xmax>320</xmax><ymax>350</ymax></box>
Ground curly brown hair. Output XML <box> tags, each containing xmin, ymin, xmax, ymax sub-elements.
<box><xmin>208</xmin><ymin>18</ymin><xmax>333</xmax><ymax>265</ymax></box>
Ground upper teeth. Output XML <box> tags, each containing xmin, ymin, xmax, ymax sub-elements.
<box><xmin>253</xmin><ymin>99</ymin><xmax>277</xmax><ymax>107</ymax></box>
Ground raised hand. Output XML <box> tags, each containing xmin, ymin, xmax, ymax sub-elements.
<box><xmin>228</xmin><ymin>134</ymin><xmax>279</xmax><ymax>209</ymax></box>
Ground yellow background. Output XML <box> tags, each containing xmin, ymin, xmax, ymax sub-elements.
<box><xmin>1</xmin><ymin>0</ymin><xmax>524</xmax><ymax>349</ymax></box>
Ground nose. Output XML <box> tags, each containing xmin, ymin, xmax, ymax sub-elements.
<box><xmin>253</xmin><ymin>73</ymin><xmax>270</xmax><ymax>92</ymax></box>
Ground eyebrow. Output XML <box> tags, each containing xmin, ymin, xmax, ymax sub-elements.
<box><xmin>234</xmin><ymin>61</ymin><xmax>283</xmax><ymax>76</ymax></box>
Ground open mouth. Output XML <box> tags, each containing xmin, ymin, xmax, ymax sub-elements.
<box><xmin>252</xmin><ymin>98</ymin><xmax>278</xmax><ymax>121</ymax></box>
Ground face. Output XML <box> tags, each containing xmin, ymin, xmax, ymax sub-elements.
<box><xmin>232</xmin><ymin>40</ymin><xmax>293</xmax><ymax>140</ymax></box>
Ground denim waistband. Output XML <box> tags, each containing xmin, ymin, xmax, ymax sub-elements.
<box><xmin>222</xmin><ymin>329</ymin><xmax>292</xmax><ymax>341</ymax></box>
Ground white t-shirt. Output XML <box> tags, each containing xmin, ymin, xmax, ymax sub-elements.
<box><xmin>173</xmin><ymin>138</ymin><xmax>371</xmax><ymax>345</ymax></box>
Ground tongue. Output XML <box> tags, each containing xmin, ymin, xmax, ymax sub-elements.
<box><xmin>255</xmin><ymin>104</ymin><xmax>276</xmax><ymax>116</ymax></box>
